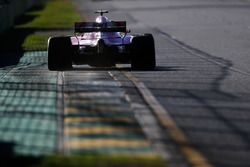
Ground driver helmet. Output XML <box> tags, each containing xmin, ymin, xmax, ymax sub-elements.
<box><xmin>95</xmin><ymin>16</ymin><xmax>121</xmax><ymax>38</ymax></box>
<box><xmin>95</xmin><ymin>16</ymin><xmax>109</xmax><ymax>23</ymax></box>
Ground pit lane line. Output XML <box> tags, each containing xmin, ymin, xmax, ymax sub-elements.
<box><xmin>116</xmin><ymin>70</ymin><xmax>214</xmax><ymax>167</ymax></box>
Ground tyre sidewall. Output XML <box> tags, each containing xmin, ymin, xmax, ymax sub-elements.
<box><xmin>48</xmin><ymin>36</ymin><xmax>73</xmax><ymax>70</ymax></box>
<box><xmin>131</xmin><ymin>34</ymin><xmax>156</xmax><ymax>70</ymax></box>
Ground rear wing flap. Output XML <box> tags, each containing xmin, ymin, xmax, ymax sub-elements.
<box><xmin>75</xmin><ymin>21</ymin><xmax>126</xmax><ymax>33</ymax></box>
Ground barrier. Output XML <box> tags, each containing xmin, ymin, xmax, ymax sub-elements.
<box><xmin>0</xmin><ymin>0</ymin><xmax>45</xmax><ymax>33</ymax></box>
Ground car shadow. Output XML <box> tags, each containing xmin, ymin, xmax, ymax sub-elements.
<box><xmin>70</xmin><ymin>65</ymin><xmax>185</xmax><ymax>72</ymax></box>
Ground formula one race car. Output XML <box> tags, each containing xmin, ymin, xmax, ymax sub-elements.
<box><xmin>48</xmin><ymin>10</ymin><xmax>155</xmax><ymax>70</ymax></box>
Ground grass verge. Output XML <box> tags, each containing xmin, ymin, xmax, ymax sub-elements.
<box><xmin>21</xmin><ymin>34</ymin><xmax>50</xmax><ymax>51</ymax></box>
<box><xmin>16</xmin><ymin>0</ymin><xmax>80</xmax><ymax>29</ymax></box>
<box><xmin>2</xmin><ymin>154</ymin><xmax>166</xmax><ymax>167</ymax></box>
<box><xmin>0</xmin><ymin>0</ymin><xmax>81</xmax><ymax>52</ymax></box>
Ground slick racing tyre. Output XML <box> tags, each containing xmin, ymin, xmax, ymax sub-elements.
<box><xmin>48</xmin><ymin>36</ymin><xmax>73</xmax><ymax>71</ymax></box>
<box><xmin>131</xmin><ymin>34</ymin><xmax>156</xmax><ymax>70</ymax></box>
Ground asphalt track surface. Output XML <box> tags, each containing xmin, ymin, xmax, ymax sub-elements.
<box><xmin>1</xmin><ymin>0</ymin><xmax>250</xmax><ymax>167</ymax></box>
<box><xmin>75</xmin><ymin>0</ymin><xmax>250</xmax><ymax>166</ymax></box>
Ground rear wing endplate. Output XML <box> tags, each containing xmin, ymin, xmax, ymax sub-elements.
<box><xmin>75</xmin><ymin>21</ymin><xmax>126</xmax><ymax>33</ymax></box>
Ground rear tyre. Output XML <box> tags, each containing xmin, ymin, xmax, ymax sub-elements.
<box><xmin>48</xmin><ymin>36</ymin><xmax>73</xmax><ymax>71</ymax></box>
<box><xmin>131</xmin><ymin>34</ymin><xmax>156</xmax><ymax>70</ymax></box>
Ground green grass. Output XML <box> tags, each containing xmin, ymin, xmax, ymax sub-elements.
<box><xmin>0</xmin><ymin>0</ymin><xmax>81</xmax><ymax>52</ymax></box>
<box><xmin>19</xmin><ymin>0</ymin><xmax>81</xmax><ymax>51</ymax></box>
<box><xmin>16</xmin><ymin>0</ymin><xmax>81</xmax><ymax>29</ymax></box>
<box><xmin>21</xmin><ymin>32</ymin><xmax>72</xmax><ymax>51</ymax></box>
<box><xmin>3</xmin><ymin>154</ymin><xmax>166</xmax><ymax>167</ymax></box>
<box><xmin>22</xmin><ymin>34</ymin><xmax>50</xmax><ymax>51</ymax></box>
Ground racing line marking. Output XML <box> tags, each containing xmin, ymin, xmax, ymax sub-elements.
<box><xmin>123</xmin><ymin>71</ymin><xmax>214</xmax><ymax>167</ymax></box>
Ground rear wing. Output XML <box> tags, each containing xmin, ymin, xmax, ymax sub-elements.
<box><xmin>75</xmin><ymin>21</ymin><xmax>126</xmax><ymax>33</ymax></box>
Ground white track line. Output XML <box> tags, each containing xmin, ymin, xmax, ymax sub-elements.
<box><xmin>123</xmin><ymin>71</ymin><xmax>213</xmax><ymax>167</ymax></box>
